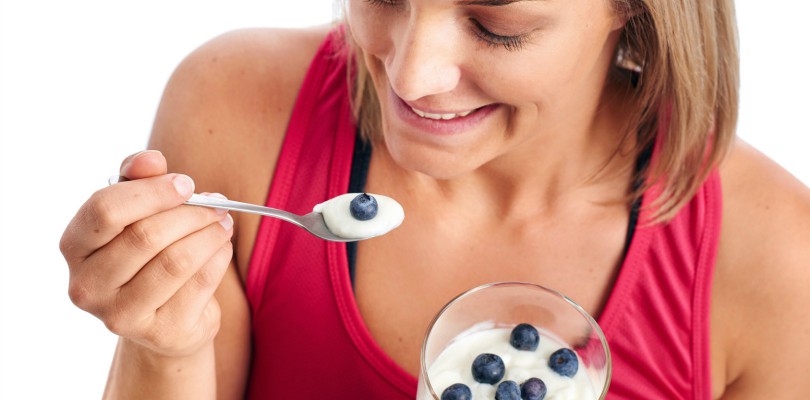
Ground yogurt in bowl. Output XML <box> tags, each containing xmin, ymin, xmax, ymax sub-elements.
<box><xmin>417</xmin><ymin>282</ymin><xmax>611</xmax><ymax>400</ymax></box>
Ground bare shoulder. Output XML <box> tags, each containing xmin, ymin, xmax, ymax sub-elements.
<box><xmin>147</xmin><ymin>24</ymin><xmax>333</xmax><ymax>268</ymax></box>
<box><xmin>148</xmin><ymin>25</ymin><xmax>333</xmax><ymax>198</ymax></box>
<box><xmin>713</xmin><ymin>138</ymin><xmax>810</xmax><ymax>398</ymax></box>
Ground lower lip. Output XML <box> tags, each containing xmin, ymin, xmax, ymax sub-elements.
<box><xmin>390</xmin><ymin>89</ymin><xmax>498</xmax><ymax>136</ymax></box>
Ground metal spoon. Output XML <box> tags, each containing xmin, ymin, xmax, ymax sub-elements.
<box><xmin>108</xmin><ymin>175</ymin><xmax>368</xmax><ymax>242</ymax></box>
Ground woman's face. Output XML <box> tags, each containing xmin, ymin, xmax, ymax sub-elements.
<box><xmin>346</xmin><ymin>0</ymin><xmax>626</xmax><ymax>179</ymax></box>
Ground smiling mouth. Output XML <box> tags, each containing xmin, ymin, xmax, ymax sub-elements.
<box><xmin>408</xmin><ymin>106</ymin><xmax>476</xmax><ymax>121</ymax></box>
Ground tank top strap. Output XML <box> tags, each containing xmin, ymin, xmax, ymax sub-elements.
<box><xmin>597</xmin><ymin>110</ymin><xmax>722</xmax><ymax>398</ymax></box>
<box><xmin>246</xmin><ymin>27</ymin><xmax>356</xmax><ymax>313</ymax></box>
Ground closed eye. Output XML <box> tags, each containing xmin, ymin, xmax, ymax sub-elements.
<box><xmin>469</xmin><ymin>19</ymin><xmax>529</xmax><ymax>51</ymax></box>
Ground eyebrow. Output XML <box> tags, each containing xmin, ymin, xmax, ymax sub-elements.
<box><xmin>458</xmin><ymin>0</ymin><xmax>544</xmax><ymax>5</ymax></box>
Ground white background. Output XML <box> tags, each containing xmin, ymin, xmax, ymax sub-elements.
<box><xmin>1</xmin><ymin>2</ymin><xmax>808</xmax><ymax>399</ymax></box>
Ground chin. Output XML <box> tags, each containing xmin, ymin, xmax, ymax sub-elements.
<box><xmin>381</xmin><ymin>127</ymin><xmax>486</xmax><ymax>180</ymax></box>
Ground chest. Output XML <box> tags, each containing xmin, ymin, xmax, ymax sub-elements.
<box><xmin>352</xmin><ymin>207</ymin><xmax>629</xmax><ymax>377</ymax></box>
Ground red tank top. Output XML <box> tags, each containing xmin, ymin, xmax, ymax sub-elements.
<box><xmin>245</xmin><ymin>28</ymin><xmax>721</xmax><ymax>400</ymax></box>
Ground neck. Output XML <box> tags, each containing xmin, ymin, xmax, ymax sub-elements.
<box><xmin>382</xmin><ymin>82</ymin><xmax>637</xmax><ymax>222</ymax></box>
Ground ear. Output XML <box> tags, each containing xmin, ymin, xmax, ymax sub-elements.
<box><xmin>611</xmin><ymin>0</ymin><xmax>646</xmax><ymax>30</ymax></box>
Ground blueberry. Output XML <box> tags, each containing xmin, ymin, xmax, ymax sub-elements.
<box><xmin>520</xmin><ymin>378</ymin><xmax>547</xmax><ymax>400</ymax></box>
<box><xmin>349</xmin><ymin>193</ymin><xmax>378</xmax><ymax>221</ymax></box>
<box><xmin>495</xmin><ymin>380</ymin><xmax>520</xmax><ymax>400</ymax></box>
<box><xmin>509</xmin><ymin>323</ymin><xmax>540</xmax><ymax>351</ymax></box>
<box><xmin>471</xmin><ymin>353</ymin><xmax>506</xmax><ymax>384</ymax></box>
<box><xmin>548</xmin><ymin>348</ymin><xmax>579</xmax><ymax>377</ymax></box>
<box><xmin>440</xmin><ymin>383</ymin><xmax>472</xmax><ymax>400</ymax></box>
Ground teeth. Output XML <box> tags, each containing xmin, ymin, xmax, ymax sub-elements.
<box><xmin>410</xmin><ymin>107</ymin><xmax>474</xmax><ymax>120</ymax></box>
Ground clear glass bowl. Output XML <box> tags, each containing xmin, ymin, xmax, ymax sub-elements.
<box><xmin>416</xmin><ymin>282</ymin><xmax>611</xmax><ymax>399</ymax></box>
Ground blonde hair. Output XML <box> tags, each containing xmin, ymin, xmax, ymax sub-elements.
<box><xmin>345</xmin><ymin>0</ymin><xmax>739</xmax><ymax>222</ymax></box>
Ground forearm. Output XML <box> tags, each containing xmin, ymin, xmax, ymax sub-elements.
<box><xmin>104</xmin><ymin>338</ymin><xmax>217</xmax><ymax>400</ymax></box>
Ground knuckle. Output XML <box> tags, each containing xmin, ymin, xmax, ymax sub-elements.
<box><xmin>58</xmin><ymin>229</ymin><xmax>77</xmax><ymax>259</ymax></box>
<box><xmin>102</xmin><ymin>302</ymin><xmax>137</xmax><ymax>337</ymax></box>
<box><xmin>103</xmin><ymin>316</ymin><xmax>126</xmax><ymax>336</ymax></box>
<box><xmin>104</xmin><ymin>317</ymin><xmax>132</xmax><ymax>337</ymax></box>
<box><xmin>85</xmin><ymin>191</ymin><xmax>121</xmax><ymax>230</ymax></box>
<box><xmin>67</xmin><ymin>280</ymin><xmax>94</xmax><ymax>311</ymax></box>
<box><xmin>194</xmin><ymin>243</ymin><xmax>234</xmax><ymax>288</ymax></box>
<box><xmin>154</xmin><ymin>247</ymin><xmax>193</xmax><ymax>281</ymax></box>
<box><xmin>121</xmin><ymin>220</ymin><xmax>157</xmax><ymax>253</ymax></box>
<box><xmin>192</xmin><ymin>265</ymin><xmax>219</xmax><ymax>289</ymax></box>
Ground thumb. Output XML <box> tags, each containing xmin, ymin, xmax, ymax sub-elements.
<box><xmin>119</xmin><ymin>150</ymin><xmax>168</xmax><ymax>179</ymax></box>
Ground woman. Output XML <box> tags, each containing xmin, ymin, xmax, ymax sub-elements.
<box><xmin>59</xmin><ymin>0</ymin><xmax>810</xmax><ymax>398</ymax></box>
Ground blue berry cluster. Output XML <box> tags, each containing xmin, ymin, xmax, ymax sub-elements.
<box><xmin>439</xmin><ymin>323</ymin><xmax>580</xmax><ymax>400</ymax></box>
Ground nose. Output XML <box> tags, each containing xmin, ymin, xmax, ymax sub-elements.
<box><xmin>386</xmin><ymin>14</ymin><xmax>462</xmax><ymax>101</ymax></box>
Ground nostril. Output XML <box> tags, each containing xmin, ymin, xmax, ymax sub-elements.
<box><xmin>388</xmin><ymin>65</ymin><xmax>462</xmax><ymax>102</ymax></box>
<box><xmin>386</xmin><ymin>42</ymin><xmax>462</xmax><ymax>101</ymax></box>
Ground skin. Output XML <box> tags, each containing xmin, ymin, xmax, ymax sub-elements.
<box><xmin>59</xmin><ymin>0</ymin><xmax>810</xmax><ymax>398</ymax></box>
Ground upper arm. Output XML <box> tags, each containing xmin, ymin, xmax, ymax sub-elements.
<box><xmin>144</xmin><ymin>26</ymin><xmax>332</xmax><ymax>398</ymax></box>
<box><xmin>714</xmin><ymin>139</ymin><xmax>810</xmax><ymax>398</ymax></box>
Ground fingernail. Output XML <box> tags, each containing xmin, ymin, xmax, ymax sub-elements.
<box><xmin>207</xmin><ymin>193</ymin><xmax>228</xmax><ymax>215</ymax></box>
<box><xmin>172</xmin><ymin>174</ymin><xmax>194</xmax><ymax>198</ymax></box>
<box><xmin>133</xmin><ymin>149</ymin><xmax>161</xmax><ymax>160</ymax></box>
<box><xmin>121</xmin><ymin>150</ymin><xmax>161</xmax><ymax>176</ymax></box>
<box><xmin>219</xmin><ymin>214</ymin><xmax>234</xmax><ymax>231</ymax></box>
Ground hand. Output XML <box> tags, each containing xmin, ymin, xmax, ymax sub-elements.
<box><xmin>60</xmin><ymin>150</ymin><xmax>234</xmax><ymax>357</ymax></box>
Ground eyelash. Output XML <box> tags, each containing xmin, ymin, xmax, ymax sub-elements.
<box><xmin>363</xmin><ymin>0</ymin><xmax>529</xmax><ymax>52</ymax></box>
<box><xmin>469</xmin><ymin>19</ymin><xmax>528</xmax><ymax>51</ymax></box>
<box><xmin>364</xmin><ymin>0</ymin><xmax>400</xmax><ymax>7</ymax></box>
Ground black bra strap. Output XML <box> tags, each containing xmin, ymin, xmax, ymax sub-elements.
<box><xmin>346</xmin><ymin>131</ymin><xmax>373</xmax><ymax>287</ymax></box>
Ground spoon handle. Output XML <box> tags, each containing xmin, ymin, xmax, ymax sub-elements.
<box><xmin>108</xmin><ymin>175</ymin><xmax>304</xmax><ymax>227</ymax></box>
<box><xmin>185</xmin><ymin>194</ymin><xmax>303</xmax><ymax>227</ymax></box>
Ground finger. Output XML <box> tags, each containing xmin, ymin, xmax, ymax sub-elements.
<box><xmin>120</xmin><ymin>150</ymin><xmax>168</xmax><ymax>179</ymax></box>
<box><xmin>150</xmin><ymin>244</ymin><xmax>235</xmax><ymax>346</ymax></box>
<box><xmin>116</xmin><ymin>214</ymin><xmax>233</xmax><ymax>319</ymax></box>
<box><xmin>81</xmin><ymin>194</ymin><xmax>230</xmax><ymax>289</ymax></box>
<box><xmin>62</xmin><ymin>173</ymin><xmax>195</xmax><ymax>261</ymax></box>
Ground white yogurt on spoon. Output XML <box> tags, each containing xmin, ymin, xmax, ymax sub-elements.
<box><xmin>313</xmin><ymin>193</ymin><xmax>404</xmax><ymax>239</ymax></box>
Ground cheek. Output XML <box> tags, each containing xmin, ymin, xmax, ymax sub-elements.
<box><xmin>470</xmin><ymin>50</ymin><xmax>564</xmax><ymax>107</ymax></box>
<box><xmin>549</xmin><ymin>9</ymin><xmax>620</xmax><ymax>80</ymax></box>
<box><xmin>483</xmin><ymin>25</ymin><xmax>615</xmax><ymax>105</ymax></box>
